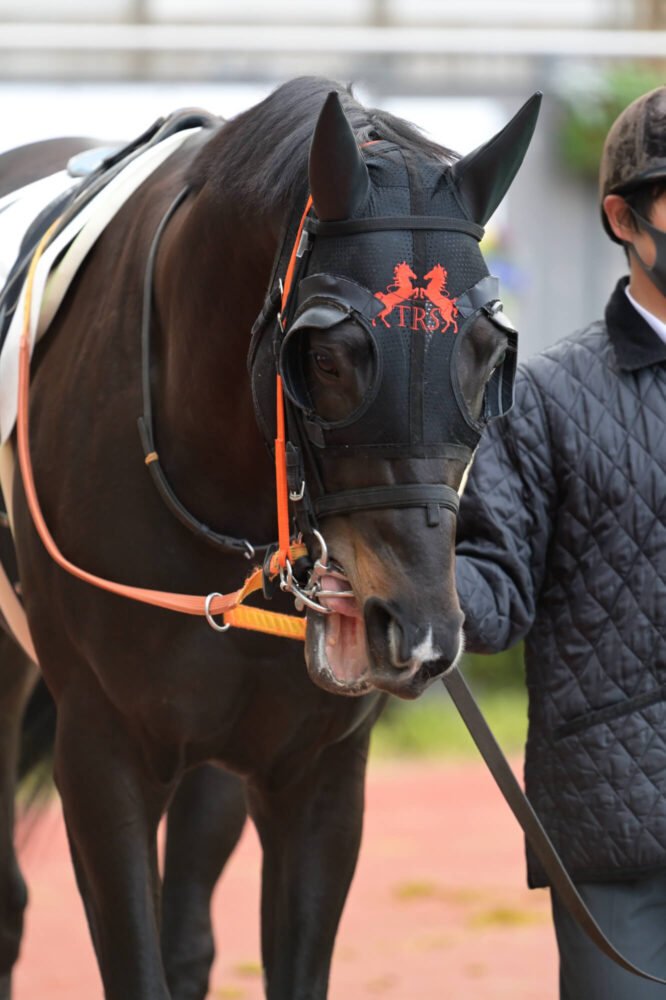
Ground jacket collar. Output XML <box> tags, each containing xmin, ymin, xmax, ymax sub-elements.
<box><xmin>606</xmin><ymin>276</ymin><xmax>666</xmax><ymax>371</ymax></box>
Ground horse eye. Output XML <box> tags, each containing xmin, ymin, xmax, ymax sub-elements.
<box><xmin>312</xmin><ymin>350</ymin><xmax>339</xmax><ymax>377</ymax></box>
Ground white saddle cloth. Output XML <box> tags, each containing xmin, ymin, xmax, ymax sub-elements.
<box><xmin>0</xmin><ymin>170</ymin><xmax>79</xmax><ymax>291</ymax></box>
<box><xmin>0</xmin><ymin>126</ymin><xmax>201</xmax><ymax>663</ymax></box>
<box><xmin>0</xmin><ymin>126</ymin><xmax>201</xmax><ymax>445</ymax></box>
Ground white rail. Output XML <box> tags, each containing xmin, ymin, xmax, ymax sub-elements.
<box><xmin>0</xmin><ymin>23</ymin><xmax>665</xmax><ymax>58</ymax></box>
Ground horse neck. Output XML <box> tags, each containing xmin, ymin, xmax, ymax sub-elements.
<box><xmin>151</xmin><ymin>185</ymin><xmax>280</xmax><ymax>530</ymax></box>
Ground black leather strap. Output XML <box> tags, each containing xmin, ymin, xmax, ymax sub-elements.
<box><xmin>441</xmin><ymin>665</ymin><xmax>666</xmax><ymax>985</ymax></box>
<box><xmin>138</xmin><ymin>187</ymin><xmax>272</xmax><ymax>560</ymax></box>
<box><xmin>304</xmin><ymin>216</ymin><xmax>484</xmax><ymax>240</ymax></box>
<box><xmin>314</xmin><ymin>483</ymin><xmax>459</xmax><ymax>526</ymax></box>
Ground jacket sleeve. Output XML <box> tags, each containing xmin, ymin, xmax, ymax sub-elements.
<box><xmin>455</xmin><ymin>365</ymin><xmax>557</xmax><ymax>653</ymax></box>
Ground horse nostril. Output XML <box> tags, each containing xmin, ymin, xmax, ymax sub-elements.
<box><xmin>364</xmin><ymin>596</ymin><xmax>464</xmax><ymax>676</ymax></box>
<box><xmin>363</xmin><ymin>596</ymin><xmax>413</xmax><ymax>668</ymax></box>
<box><xmin>388</xmin><ymin>619</ymin><xmax>412</xmax><ymax>666</ymax></box>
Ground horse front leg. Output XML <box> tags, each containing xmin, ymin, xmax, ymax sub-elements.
<box><xmin>247</xmin><ymin>720</ymin><xmax>375</xmax><ymax>1000</ymax></box>
<box><xmin>0</xmin><ymin>631</ymin><xmax>37</xmax><ymax>1000</ymax></box>
<box><xmin>53</xmin><ymin>670</ymin><xmax>177</xmax><ymax>1000</ymax></box>
<box><xmin>161</xmin><ymin>763</ymin><xmax>247</xmax><ymax>1000</ymax></box>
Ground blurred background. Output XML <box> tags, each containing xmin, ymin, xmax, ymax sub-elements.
<box><xmin>1</xmin><ymin>0</ymin><xmax>664</xmax><ymax>754</ymax></box>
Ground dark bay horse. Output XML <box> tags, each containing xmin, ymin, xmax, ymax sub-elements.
<box><xmin>0</xmin><ymin>77</ymin><xmax>538</xmax><ymax>999</ymax></box>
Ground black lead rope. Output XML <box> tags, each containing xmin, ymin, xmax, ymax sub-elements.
<box><xmin>441</xmin><ymin>665</ymin><xmax>666</xmax><ymax>986</ymax></box>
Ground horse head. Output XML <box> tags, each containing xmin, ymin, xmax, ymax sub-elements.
<box><xmin>261</xmin><ymin>88</ymin><xmax>540</xmax><ymax>699</ymax></box>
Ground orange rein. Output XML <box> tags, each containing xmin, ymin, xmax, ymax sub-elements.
<box><xmin>273</xmin><ymin>151</ymin><xmax>375</xmax><ymax>568</ymax></box>
<box><xmin>274</xmin><ymin>194</ymin><xmax>313</xmax><ymax>567</ymax></box>
<box><xmin>16</xmin><ymin>221</ymin><xmax>307</xmax><ymax>640</ymax></box>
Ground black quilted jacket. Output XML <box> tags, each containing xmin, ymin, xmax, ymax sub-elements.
<box><xmin>455</xmin><ymin>277</ymin><xmax>666</xmax><ymax>888</ymax></box>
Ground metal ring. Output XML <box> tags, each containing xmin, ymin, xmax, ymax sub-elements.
<box><xmin>204</xmin><ymin>592</ymin><xmax>231</xmax><ymax>632</ymax></box>
<box><xmin>278</xmin><ymin>556</ymin><xmax>334</xmax><ymax>615</ymax></box>
<box><xmin>243</xmin><ymin>540</ymin><xmax>256</xmax><ymax>561</ymax></box>
<box><xmin>312</xmin><ymin>529</ymin><xmax>329</xmax><ymax>570</ymax></box>
<box><xmin>279</xmin><ymin>558</ymin><xmax>294</xmax><ymax>593</ymax></box>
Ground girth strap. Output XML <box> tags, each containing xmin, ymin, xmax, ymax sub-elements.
<box><xmin>314</xmin><ymin>483</ymin><xmax>459</xmax><ymax>527</ymax></box>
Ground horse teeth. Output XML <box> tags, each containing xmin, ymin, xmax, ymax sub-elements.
<box><xmin>326</xmin><ymin>612</ymin><xmax>341</xmax><ymax>649</ymax></box>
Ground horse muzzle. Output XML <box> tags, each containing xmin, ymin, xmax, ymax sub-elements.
<box><xmin>303</xmin><ymin>572</ymin><xmax>464</xmax><ymax>700</ymax></box>
<box><xmin>363</xmin><ymin>595</ymin><xmax>464</xmax><ymax>698</ymax></box>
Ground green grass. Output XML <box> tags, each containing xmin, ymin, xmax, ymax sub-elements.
<box><xmin>370</xmin><ymin>683</ymin><xmax>528</xmax><ymax>760</ymax></box>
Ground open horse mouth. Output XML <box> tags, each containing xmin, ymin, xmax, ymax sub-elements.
<box><xmin>303</xmin><ymin>561</ymin><xmax>460</xmax><ymax>699</ymax></box>
<box><xmin>304</xmin><ymin>568</ymin><xmax>374</xmax><ymax>696</ymax></box>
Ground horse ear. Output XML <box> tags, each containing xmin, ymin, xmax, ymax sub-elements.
<box><xmin>309</xmin><ymin>91</ymin><xmax>370</xmax><ymax>221</ymax></box>
<box><xmin>450</xmin><ymin>92</ymin><xmax>542</xmax><ymax>226</ymax></box>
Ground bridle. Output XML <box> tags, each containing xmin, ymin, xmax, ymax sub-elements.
<box><xmin>248</xmin><ymin>139</ymin><xmax>522</xmax><ymax>618</ymax></box>
<box><xmin>261</xmin><ymin>191</ymin><xmax>465</xmax><ymax>616</ymax></box>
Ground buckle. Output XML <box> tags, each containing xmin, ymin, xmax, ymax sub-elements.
<box><xmin>262</xmin><ymin>543</ymin><xmax>281</xmax><ymax>601</ymax></box>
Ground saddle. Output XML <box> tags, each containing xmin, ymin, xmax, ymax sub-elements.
<box><xmin>0</xmin><ymin>108</ymin><xmax>221</xmax><ymax>660</ymax></box>
<box><xmin>0</xmin><ymin>108</ymin><xmax>221</xmax><ymax>358</ymax></box>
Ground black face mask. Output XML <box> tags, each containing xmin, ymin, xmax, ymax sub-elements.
<box><xmin>256</xmin><ymin>139</ymin><xmax>518</xmax><ymax>455</ymax></box>
<box><xmin>279</xmin><ymin>270</ymin><xmax>517</xmax><ymax>457</ymax></box>
<box><xmin>248</xmin><ymin>90</ymin><xmax>539</xmax><ymax>553</ymax></box>
<box><xmin>627</xmin><ymin>207</ymin><xmax>666</xmax><ymax>298</ymax></box>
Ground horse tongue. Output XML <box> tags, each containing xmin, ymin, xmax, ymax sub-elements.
<box><xmin>319</xmin><ymin>575</ymin><xmax>368</xmax><ymax>684</ymax></box>
<box><xmin>323</xmin><ymin>604</ymin><xmax>368</xmax><ymax>685</ymax></box>
<box><xmin>319</xmin><ymin>574</ymin><xmax>361</xmax><ymax>618</ymax></box>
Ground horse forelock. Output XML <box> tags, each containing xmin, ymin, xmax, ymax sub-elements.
<box><xmin>185</xmin><ymin>76</ymin><xmax>459</xmax><ymax>218</ymax></box>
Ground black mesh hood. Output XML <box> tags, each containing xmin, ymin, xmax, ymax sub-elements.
<box><xmin>305</xmin><ymin>143</ymin><xmax>489</xmax><ymax>300</ymax></box>
<box><xmin>249</xmin><ymin>140</ymin><xmax>515</xmax><ymax>461</ymax></box>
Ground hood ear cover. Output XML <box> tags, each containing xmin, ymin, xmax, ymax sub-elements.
<box><xmin>308</xmin><ymin>90</ymin><xmax>542</xmax><ymax>226</ymax></box>
<box><xmin>451</xmin><ymin>92</ymin><xmax>542</xmax><ymax>225</ymax></box>
<box><xmin>309</xmin><ymin>91</ymin><xmax>371</xmax><ymax>221</ymax></box>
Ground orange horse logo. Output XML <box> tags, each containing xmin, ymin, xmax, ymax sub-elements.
<box><xmin>373</xmin><ymin>261</ymin><xmax>458</xmax><ymax>332</ymax></box>
<box><xmin>421</xmin><ymin>264</ymin><xmax>458</xmax><ymax>334</ymax></box>
<box><xmin>373</xmin><ymin>262</ymin><xmax>417</xmax><ymax>327</ymax></box>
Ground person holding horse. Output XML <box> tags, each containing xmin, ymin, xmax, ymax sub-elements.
<box><xmin>455</xmin><ymin>86</ymin><xmax>666</xmax><ymax>998</ymax></box>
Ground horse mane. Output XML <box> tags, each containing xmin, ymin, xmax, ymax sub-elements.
<box><xmin>186</xmin><ymin>76</ymin><xmax>459</xmax><ymax>214</ymax></box>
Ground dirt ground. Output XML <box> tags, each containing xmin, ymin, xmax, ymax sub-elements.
<box><xmin>13</xmin><ymin>757</ymin><xmax>558</xmax><ymax>1000</ymax></box>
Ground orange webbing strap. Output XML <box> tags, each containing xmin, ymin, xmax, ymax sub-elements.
<box><xmin>16</xmin><ymin>223</ymin><xmax>306</xmax><ymax>640</ymax></box>
<box><xmin>225</xmin><ymin>602</ymin><xmax>307</xmax><ymax>639</ymax></box>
